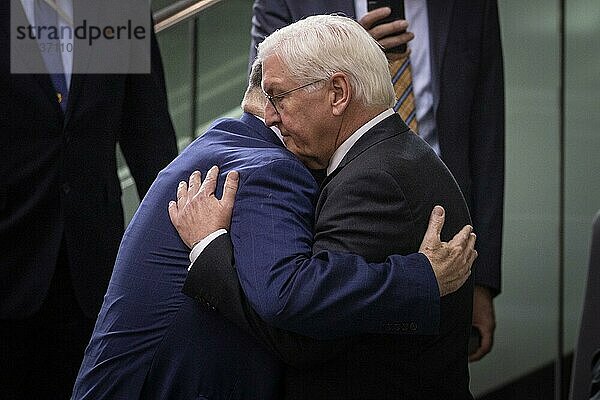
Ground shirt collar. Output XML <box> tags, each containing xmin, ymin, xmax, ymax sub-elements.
<box><xmin>326</xmin><ymin>108</ymin><xmax>394</xmax><ymax>175</ymax></box>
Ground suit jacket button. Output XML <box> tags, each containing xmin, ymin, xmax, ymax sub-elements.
<box><xmin>61</xmin><ymin>183</ymin><xmax>71</xmax><ymax>194</ymax></box>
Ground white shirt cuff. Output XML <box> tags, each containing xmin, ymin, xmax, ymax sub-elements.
<box><xmin>188</xmin><ymin>229</ymin><xmax>228</xmax><ymax>270</ymax></box>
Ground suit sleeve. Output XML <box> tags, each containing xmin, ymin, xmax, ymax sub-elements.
<box><xmin>183</xmin><ymin>233</ymin><xmax>348</xmax><ymax>369</ymax></box>
<box><xmin>469</xmin><ymin>0</ymin><xmax>504</xmax><ymax>295</ymax></box>
<box><xmin>249</xmin><ymin>0</ymin><xmax>292</xmax><ymax>71</ymax></box>
<box><xmin>184</xmin><ymin>159</ymin><xmax>439</xmax><ymax>341</ymax></box>
<box><xmin>119</xmin><ymin>22</ymin><xmax>178</xmax><ymax>198</ymax></box>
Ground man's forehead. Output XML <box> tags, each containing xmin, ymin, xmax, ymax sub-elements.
<box><xmin>261</xmin><ymin>55</ymin><xmax>289</xmax><ymax>89</ymax></box>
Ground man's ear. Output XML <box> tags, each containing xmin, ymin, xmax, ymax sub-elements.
<box><xmin>329</xmin><ymin>73</ymin><xmax>352</xmax><ymax>116</ymax></box>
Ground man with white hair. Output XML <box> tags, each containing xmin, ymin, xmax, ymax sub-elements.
<box><xmin>249</xmin><ymin>0</ymin><xmax>505</xmax><ymax>363</ymax></box>
<box><xmin>73</xmin><ymin>58</ymin><xmax>474</xmax><ymax>399</ymax></box>
<box><xmin>173</xmin><ymin>15</ymin><xmax>475</xmax><ymax>399</ymax></box>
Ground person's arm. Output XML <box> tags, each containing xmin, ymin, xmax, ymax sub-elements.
<box><xmin>182</xmin><ymin>231</ymin><xmax>347</xmax><ymax>369</ymax></box>
<box><xmin>119</xmin><ymin>23</ymin><xmax>178</xmax><ymax>198</ymax></box>
<box><xmin>170</xmin><ymin>163</ymin><xmax>355</xmax><ymax>368</ymax></box>
<box><xmin>249</xmin><ymin>0</ymin><xmax>292</xmax><ymax>72</ymax></box>
<box><xmin>171</xmin><ymin>164</ymin><xmax>475</xmax><ymax>334</ymax></box>
<box><xmin>170</xmin><ymin>165</ymin><xmax>475</xmax><ymax>366</ymax></box>
<box><xmin>468</xmin><ymin>0</ymin><xmax>504</xmax><ymax>361</ymax></box>
<box><xmin>178</xmin><ymin>161</ymin><xmax>443</xmax><ymax>337</ymax></box>
<box><xmin>357</xmin><ymin>7</ymin><xmax>414</xmax><ymax>61</ymax></box>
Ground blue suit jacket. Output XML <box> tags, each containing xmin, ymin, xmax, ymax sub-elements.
<box><xmin>72</xmin><ymin>114</ymin><xmax>296</xmax><ymax>399</ymax></box>
<box><xmin>249</xmin><ymin>0</ymin><xmax>505</xmax><ymax>295</ymax></box>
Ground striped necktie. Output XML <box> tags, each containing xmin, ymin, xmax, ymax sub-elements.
<box><xmin>34</xmin><ymin>0</ymin><xmax>69</xmax><ymax>112</ymax></box>
<box><xmin>390</xmin><ymin>56</ymin><xmax>418</xmax><ymax>133</ymax></box>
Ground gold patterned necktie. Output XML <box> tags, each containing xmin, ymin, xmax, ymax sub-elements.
<box><xmin>390</xmin><ymin>56</ymin><xmax>418</xmax><ymax>133</ymax></box>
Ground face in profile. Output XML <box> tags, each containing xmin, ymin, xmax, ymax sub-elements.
<box><xmin>261</xmin><ymin>55</ymin><xmax>339</xmax><ymax>170</ymax></box>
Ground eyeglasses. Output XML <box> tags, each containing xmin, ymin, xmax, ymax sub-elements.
<box><xmin>263</xmin><ymin>79</ymin><xmax>326</xmax><ymax>114</ymax></box>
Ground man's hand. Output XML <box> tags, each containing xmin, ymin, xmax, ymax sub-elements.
<box><xmin>469</xmin><ymin>285</ymin><xmax>496</xmax><ymax>362</ymax></box>
<box><xmin>168</xmin><ymin>166</ymin><xmax>239</xmax><ymax>249</ymax></box>
<box><xmin>358</xmin><ymin>7</ymin><xmax>414</xmax><ymax>61</ymax></box>
<box><xmin>419</xmin><ymin>206</ymin><xmax>477</xmax><ymax>296</ymax></box>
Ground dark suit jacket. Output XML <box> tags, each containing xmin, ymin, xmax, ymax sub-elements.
<box><xmin>0</xmin><ymin>3</ymin><xmax>177</xmax><ymax>319</ymax></box>
<box><xmin>249</xmin><ymin>0</ymin><xmax>505</xmax><ymax>294</ymax></box>
<box><xmin>72</xmin><ymin>114</ymin><xmax>300</xmax><ymax>399</ymax></box>
<box><xmin>187</xmin><ymin>114</ymin><xmax>474</xmax><ymax>399</ymax></box>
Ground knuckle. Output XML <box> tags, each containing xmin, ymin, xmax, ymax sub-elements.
<box><xmin>449</xmin><ymin>247</ymin><xmax>460</xmax><ymax>257</ymax></box>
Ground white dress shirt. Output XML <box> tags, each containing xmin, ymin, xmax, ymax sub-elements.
<box><xmin>354</xmin><ymin>0</ymin><xmax>438</xmax><ymax>154</ymax></box>
<box><xmin>327</xmin><ymin>108</ymin><xmax>394</xmax><ymax>175</ymax></box>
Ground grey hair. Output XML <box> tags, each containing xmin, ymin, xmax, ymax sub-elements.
<box><xmin>256</xmin><ymin>14</ymin><xmax>395</xmax><ymax>108</ymax></box>
<box><xmin>241</xmin><ymin>58</ymin><xmax>265</xmax><ymax>110</ymax></box>
<box><xmin>247</xmin><ymin>58</ymin><xmax>262</xmax><ymax>89</ymax></box>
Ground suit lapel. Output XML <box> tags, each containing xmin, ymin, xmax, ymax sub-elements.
<box><xmin>427</xmin><ymin>0</ymin><xmax>454</xmax><ymax>113</ymax></box>
<box><xmin>62</xmin><ymin>74</ymin><xmax>80</xmax><ymax>127</ymax></box>
<box><xmin>325</xmin><ymin>114</ymin><xmax>409</xmax><ymax>184</ymax></box>
<box><xmin>63</xmin><ymin>0</ymin><xmax>100</xmax><ymax>127</ymax></box>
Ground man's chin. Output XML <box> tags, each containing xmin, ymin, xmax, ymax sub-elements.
<box><xmin>294</xmin><ymin>153</ymin><xmax>324</xmax><ymax>170</ymax></box>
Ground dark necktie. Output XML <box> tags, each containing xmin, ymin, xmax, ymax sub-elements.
<box><xmin>390</xmin><ymin>55</ymin><xmax>418</xmax><ymax>133</ymax></box>
<box><xmin>34</xmin><ymin>0</ymin><xmax>69</xmax><ymax>112</ymax></box>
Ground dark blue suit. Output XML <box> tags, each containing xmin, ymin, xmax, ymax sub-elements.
<box><xmin>72</xmin><ymin>114</ymin><xmax>291</xmax><ymax>399</ymax></box>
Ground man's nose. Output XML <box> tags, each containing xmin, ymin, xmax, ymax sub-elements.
<box><xmin>264</xmin><ymin>101</ymin><xmax>280</xmax><ymax>127</ymax></box>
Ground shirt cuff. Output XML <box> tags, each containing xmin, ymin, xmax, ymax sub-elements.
<box><xmin>188</xmin><ymin>229</ymin><xmax>228</xmax><ymax>269</ymax></box>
